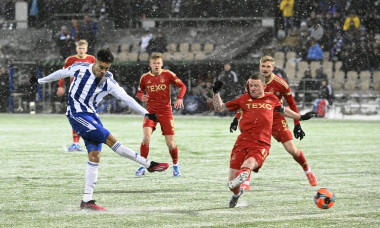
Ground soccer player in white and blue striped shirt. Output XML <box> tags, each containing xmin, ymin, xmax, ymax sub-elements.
<box><xmin>30</xmin><ymin>49</ymin><xmax>169</xmax><ymax>211</ymax></box>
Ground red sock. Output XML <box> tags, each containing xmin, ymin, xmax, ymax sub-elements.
<box><xmin>231</xmin><ymin>167</ymin><xmax>251</xmax><ymax>194</ymax></box>
<box><xmin>72</xmin><ymin>129</ymin><xmax>80</xmax><ymax>143</ymax></box>
<box><xmin>140</xmin><ymin>143</ymin><xmax>149</xmax><ymax>159</ymax></box>
<box><xmin>293</xmin><ymin>150</ymin><xmax>309</xmax><ymax>171</ymax></box>
<box><xmin>169</xmin><ymin>147</ymin><xmax>178</xmax><ymax>165</ymax></box>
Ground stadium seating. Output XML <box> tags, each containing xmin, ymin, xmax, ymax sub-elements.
<box><xmin>359</xmin><ymin>71</ymin><xmax>371</xmax><ymax>91</ymax></box>
<box><xmin>162</xmin><ymin>52</ymin><xmax>172</xmax><ymax>61</ymax></box>
<box><xmin>344</xmin><ymin>71</ymin><xmax>358</xmax><ymax>91</ymax></box>
<box><xmin>332</xmin><ymin>71</ymin><xmax>345</xmax><ymax>91</ymax></box>
<box><xmin>128</xmin><ymin>52</ymin><xmax>139</xmax><ymax>62</ymax></box>
<box><xmin>296</xmin><ymin>61</ymin><xmax>308</xmax><ymax>79</ymax></box>
<box><xmin>190</xmin><ymin>43</ymin><xmax>201</xmax><ymax>52</ymax></box>
<box><xmin>120</xmin><ymin>43</ymin><xmax>130</xmax><ymax>53</ymax></box>
<box><xmin>167</xmin><ymin>43</ymin><xmax>177</xmax><ymax>53</ymax></box>
<box><xmin>194</xmin><ymin>52</ymin><xmax>206</xmax><ymax>60</ymax></box>
<box><xmin>322</xmin><ymin>61</ymin><xmax>333</xmax><ymax>80</ymax></box>
<box><xmin>285</xmin><ymin>61</ymin><xmax>297</xmax><ymax>84</ymax></box>
<box><xmin>285</xmin><ymin>51</ymin><xmax>297</xmax><ymax>61</ymax></box>
<box><xmin>203</xmin><ymin>43</ymin><xmax>214</xmax><ymax>54</ymax></box>
<box><xmin>274</xmin><ymin>51</ymin><xmax>285</xmax><ymax>68</ymax></box>
<box><xmin>179</xmin><ymin>42</ymin><xmax>190</xmax><ymax>53</ymax></box>
<box><xmin>373</xmin><ymin>71</ymin><xmax>380</xmax><ymax>90</ymax></box>
<box><xmin>139</xmin><ymin>52</ymin><xmax>149</xmax><ymax>61</ymax></box>
<box><xmin>310</xmin><ymin>61</ymin><xmax>321</xmax><ymax>75</ymax></box>
<box><xmin>334</xmin><ymin>61</ymin><xmax>343</xmax><ymax>72</ymax></box>
<box><xmin>117</xmin><ymin>52</ymin><xmax>128</xmax><ymax>61</ymax></box>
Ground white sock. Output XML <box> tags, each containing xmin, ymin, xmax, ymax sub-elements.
<box><xmin>304</xmin><ymin>168</ymin><xmax>312</xmax><ymax>174</ymax></box>
<box><xmin>83</xmin><ymin>161</ymin><xmax>98</xmax><ymax>202</ymax></box>
<box><xmin>111</xmin><ymin>142</ymin><xmax>151</xmax><ymax>168</ymax></box>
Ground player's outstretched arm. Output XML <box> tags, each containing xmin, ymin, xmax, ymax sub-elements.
<box><xmin>111</xmin><ymin>86</ymin><xmax>149</xmax><ymax>116</ymax></box>
<box><xmin>30</xmin><ymin>69</ymin><xmax>71</xmax><ymax>85</ymax></box>
<box><xmin>282</xmin><ymin>107</ymin><xmax>315</xmax><ymax>121</ymax></box>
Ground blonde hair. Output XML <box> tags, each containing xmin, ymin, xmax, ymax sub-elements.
<box><xmin>77</xmin><ymin>40</ymin><xmax>88</xmax><ymax>47</ymax></box>
<box><xmin>150</xmin><ymin>52</ymin><xmax>163</xmax><ymax>61</ymax></box>
<box><xmin>260</xmin><ymin>56</ymin><xmax>275</xmax><ymax>65</ymax></box>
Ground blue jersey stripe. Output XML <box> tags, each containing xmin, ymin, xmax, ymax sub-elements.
<box><xmin>75</xmin><ymin>70</ymin><xmax>92</xmax><ymax>112</ymax></box>
<box><xmin>68</xmin><ymin>70</ymin><xmax>81</xmax><ymax>113</ymax></box>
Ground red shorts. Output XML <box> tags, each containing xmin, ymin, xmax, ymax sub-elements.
<box><xmin>143</xmin><ymin>113</ymin><xmax>174</xmax><ymax>135</ymax></box>
<box><xmin>272</xmin><ymin>115</ymin><xmax>293</xmax><ymax>143</ymax></box>
<box><xmin>230</xmin><ymin>139</ymin><xmax>270</xmax><ymax>172</ymax></box>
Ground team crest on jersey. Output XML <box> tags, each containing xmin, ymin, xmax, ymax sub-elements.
<box><xmin>160</xmin><ymin>77</ymin><xmax>165</xmax><ymax>83</ymax></box>
<box><xmin>147</xmin><ymin>80</ymin><xmax>151</xmax><ymax>84</ymax></box>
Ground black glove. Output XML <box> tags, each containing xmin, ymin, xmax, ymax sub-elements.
<box><xmin>293</xmin><ymin>124</ymin><xmax>305</xmax><ymax>140</ymax></box>
<box><xmin>212</xmin><ymin>81</ymin><xmax>224</xmax><ymax>93</ymax></box>
<box><xmin>145</xmin><ymin>113</ymin><xmax>158</xmax><ymax>122</ymax></box>
<box><xmin>300</xmin><ymin>112</ymin><xmax>315</xmax><ymax>121</ymax></box>
<box><xmin>230</xmin><ymin>117</ymin><xmax>238</xmax><ymax>133</ymax></box>
<box><xmin>30</xmin><ymin>76</ymin><xmax>39</xmax><ymax>84</ymax></box>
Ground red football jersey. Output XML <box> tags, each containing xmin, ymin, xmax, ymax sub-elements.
<box><xmin>225</xmin><ymin>93</ymin><xmax>283</xmax><ymax>145</ymax></box>
<box><xmin>265</xmin><ymin>74</ymin><xmax>300</xmax><ymax>126</ymax></box>
<box><xmin>58</xmin><ymin>55</ymin><xmax>95</xmax><ymax>87</ymax></box>
<box><xmin>137</xmin><ymin>70</ymin><xmax>186</xmax><ymax>114</ymax></box>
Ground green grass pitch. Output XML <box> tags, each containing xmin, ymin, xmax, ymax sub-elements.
<box><xmin>0</xmin><ymin>114</ymin><xmax>379</xmax><ymax>227</ymax></box>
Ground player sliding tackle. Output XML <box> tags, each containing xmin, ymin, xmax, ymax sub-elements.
<box><xmin>211</xmin><ymin>72</ymin><xmax>315</xmax><ymax>208</ymax></box>
<box><xmin>30</xmin><ymin>49</ymin><xmax>169</xmax><ymax>211</ymax></box>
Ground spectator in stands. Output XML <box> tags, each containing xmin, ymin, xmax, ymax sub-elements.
<box><xmin>312</xmin><ymin>78</ymin><xmax>333</xmax><ymax>117</ymax></box>
<box><xmin>320</xmin><ymin>29</ymin><xmax>334</xmax><ymax>52</ymax></box>
<box><xmin>191</xmin><ymin>77</ymin><xmax>212</xmax><ymax>113</ymax></box>
<box><xmin>70</xmin><ymin>19</ymin><xmax>81</xmax><ymax>44</ymax></box>
<box><xmin>28</xmin><ymin>0</ymin><xmax>40</xmax><ymax>28</ymax></box>
<box><xmin>0</xmin><ymin>66</ymin><xmax>9</xmax><ymax>112</ymax></box>
<box><xmin>369</xmin><ymin>48</ymin><xmax>380</xmax><ymax>71</ymax></box>
<box><xmin>57</xmin><ymin>25</ymin><xmax>75</xmax><ymax>59</ymax></box>
<box><xmin>3</xmin><ymin>0</ymin><xmax>15</xmax><ymax>21</ymax></box>
<box><xmin>340</xmin><ymin>43</ymin><xmax>356</xmax><ymax>73</ymax></box>
<box><xmin>306</xmin><ymin>11</ymin><xmax>319</xmax><ymax>28</ymax></box>
<box><xmin>217</xmin><ymin>62</ymin><xmax>240</xmax><ymax>101</ymax></box>
<box><xmin>279</xmin><ymin>0</ymin><xmax>294</xmax><ymax>35</ymax></box>
<box><xmin>295</xmin><ymin>69</ymin><xmax>315</xmax><ymax>103</ymax></box>
<box><xmin>356</xmin><ymin>47</ymin><xmax>371</xmax><ymax>72</ymax></box>
<box><xmin>171</xmin><ymin>0</ymin><xmax>182</xmax><ymax>18</ymax></box>
<box><xmin>362</xmin><ymin>10</ymin><xmax>377</xmax><ymax>36</ymax></box>
<box><xmin>281</xmin><ymin>28</ymin><xmax>300</xmax><ymax>53</ymax></box>
<box><xmin>298</xmin><ymin>28</ymin><xmax>311</xmax><ymax>60</ymax></box>
<box><xmin>343</xmin><ymin>11</ymin><xmax>360</xmax><ymax>31</ymax></box>
<box><xmin>309</xmin><ymin>20</ymin><xmax>324</xmax><ymax>41</ymax></box>
<box><xmin>307</xmin><ymin>39</ymin><xmax>323</xmax><ymax>63</ymax></box>
<box><xmin>140</xmin><ymin>30</ymin><xmax>153</xmax><ymax>53</ymax></box>
<box><xmin>81</xmin><ymin>15</ymin><xmax>98</xmax><ymax>55</ymax></box>
<box><xmin>322</xmin><ymin>11</ymin><xmax>335</xmax><ymax>34</ymax></box>
<box><xmin>343</xmin><ymin>20</ymin><xmax>360</xmax><ymax>45</ymax></box>
<box><xmin>330</xmin><ymin>32</ymin><xmax>343</xmax><ymax>61</ymax></box>
<box><xmin>147</xmin><ymin>32</ymin><xmax>167</xmax><ymax>55</ymax></box>
<box><xmin>314</xmin><ymin>67</ymin><xmax>328</xmax><ymax>89</ymax></box>
<box><xmin>299</xmin><ymin>21</ymin><xmax>309</xmax><ymax>33</ymax></box>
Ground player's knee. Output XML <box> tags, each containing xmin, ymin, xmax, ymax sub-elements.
<box><xmin>89</xmin><ymin>151</ymin><xmax>101</xmax><ymax>163</ymax></box>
